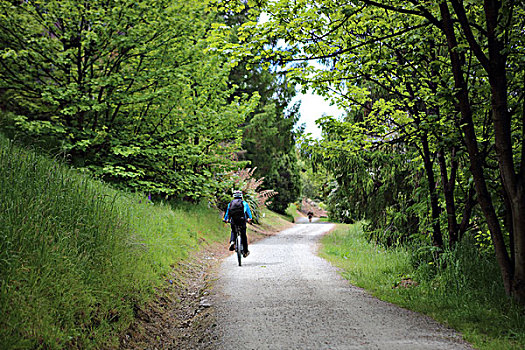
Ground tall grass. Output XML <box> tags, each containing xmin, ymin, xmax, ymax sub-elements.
<box><xmin>320</xmin><ymin>223</ymin><xmax>525</xmax><ymax>350</ymax></box>
<box><xmin>321</xmin><ymin>222</ymin><xmax>411</xmax><ymax>292</ymax></box>
<box><xmin>0</xmin><ymin>135</ymin><xmax>226</xmax><ymax>349</ymax></box>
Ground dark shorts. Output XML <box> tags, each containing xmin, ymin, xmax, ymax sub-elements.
<box><xmin>230</xmin><ymin>219</ymin><xmax>248</xmax><ymax>252</ymax></box>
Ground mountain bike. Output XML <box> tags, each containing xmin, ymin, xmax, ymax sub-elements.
<box><xmin>231</xmin><ymin>223</ymin><xmax>244</xmax><ymax>266</ymax></box>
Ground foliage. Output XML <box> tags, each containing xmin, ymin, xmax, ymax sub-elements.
<box><xmin>220</xmin><ymin>6</ymin><xmax>302</xmax><ymax>214</ymax></box>
<box><xmin>217</xmin><ymin>0</ymin><xmax>525</xmax><ymax>302</ymax></box>
<box><xmin>0</xmin><ymin>0</ymin><xmax>257</xmax><ymax>200</ymax></box>
<box><xmin>235</xmin><ymin>70</ymin><xmax>302</xmax><ymax>214</ymax></box>
<box><xmin>284</xmin><ymin>202</ymin><xmax>301</xmax><ymax>223</ymax></box>
<box><xmin>263</xmin><ymin>151</ymin><xmax>302</xmax><ymax>213</ymax></box>
<box><xmin>321</xmin><ymin>223</ymin><xmax>525</xmax><ymax>350</ymax></box>
<box><xmin>0</xmin><ymin>134</ymin><xmax>228</xmax><ymax>349</ymax></box>
<box><xmin>298</xmin><ymin>157</ymin><xmax>330</xmax><ymax>202</ymax></box>
<box><xmin>217</xmin><ymin>167</ymin><xmax>277</xmax><ymax>223</ymax></box>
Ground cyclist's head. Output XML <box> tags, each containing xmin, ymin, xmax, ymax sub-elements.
<box><xmin>233</xmin><ymin>190</ymin><xmax>243</xmax><ymax>199</ymax></box>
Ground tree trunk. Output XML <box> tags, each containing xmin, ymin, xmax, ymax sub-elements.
<box><xmin>437</xmin><ymin>147</ymin><xmax>459</xmax><ymax>245</ymax></box>
<box><xmin>458</xmin><ymin>187</ymin><xmax>476</xmax><ymax>241</ymax></box>
<box><xmin>483</xmin><ymin>0</ymin><xmax>525</xmax><ymax>303</ymax></box>
<box><xmin>421</xmin><ymin>132</ymin><xmax>443</xmax><ymax>248</ymax></box>
<box><xmin>510</xmin><ymin>191</ymin><xmax>525</xmax><ymax>302</ymax></box>
<box><xmin>439</xmin><ymin>1</ymin><xmax>514</xmax><ymax>295</ymax></box>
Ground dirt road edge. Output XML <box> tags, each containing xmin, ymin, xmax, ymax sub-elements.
<box><xmin>119</xmin><ymin>216</ymin><xmax>293</xmax><ymax>349</ymax></box>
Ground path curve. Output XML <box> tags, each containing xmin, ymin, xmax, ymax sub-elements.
<box><xmin>211</xmin><ymin>223</ymin><xmax>472</xmax><ymax>350</ymax></box>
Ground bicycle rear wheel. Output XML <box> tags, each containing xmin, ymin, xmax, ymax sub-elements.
<box><xmin>236</xmin><ymin>233</ymin><xmax>242</xmax><ymax>266</ymax></box>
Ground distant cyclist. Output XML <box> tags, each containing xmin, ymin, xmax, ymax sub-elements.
<box><xmin>307</xmin><ymin>211</ymin><xmax>314</xmax><ymax>222</ymax></box>
<box><xmin>223</xmin><ymin>190</ymin><xmax>253</xmax><ymax>257</ymax></box>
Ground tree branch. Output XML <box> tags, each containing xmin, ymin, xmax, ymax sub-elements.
<box><xmin>276</xmin><ymin>22</ymin><xmax>431</xmax><ymax>63</ymax></box>
<box><xmin>449</xmin><ymin>0</ymin><xmax>490</xmax><ymax>71</ymax></box>
<box><xmin>458</xmin><ymin>186</ymin><xmax>476</xmax><ymax>239</ymax></box>
<box><xmin>363</xmin><ymin>0</ymin><xmax>443</xmax><ymax>29</ymax></box>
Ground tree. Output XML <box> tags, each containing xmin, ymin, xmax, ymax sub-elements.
<box><xmin>217</xmin><ymin>0</ymin><xmax>525</xmax><ymax>303</ymax></box>
<box><xmin>220</xmin><ymin>6</ymin><xmax>302</xmax><ymax>213</ymax></box>
<box><xmin>433</xmin><ymin>0</ymin><xmax>525</xmax><ymax>302</ymax></box>
<box><xmin>0</xmin><ymin>0</ymin><xmax>257</xmax><ymax>200</ymax></box>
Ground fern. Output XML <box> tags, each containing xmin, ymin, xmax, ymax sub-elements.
<box><xmin>225</xmin><ymin>168</ymin><xmax>277</xmax><ymax>223</ymax></box>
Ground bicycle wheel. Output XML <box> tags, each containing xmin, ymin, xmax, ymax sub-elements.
<box><xmin>236</xmin><ymin>232</ymin><xmax>242</xmax><ymax>266</ymax></box>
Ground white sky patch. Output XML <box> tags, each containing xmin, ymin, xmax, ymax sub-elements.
<box><xmin>292</xmin><ymin>90</ymin><xmax>346</xmax><ymax>139</ymax></box>
<box><xmin>258</xmin><ymin>12</ymin><xmax>270</xmax><ymax>24</ymax></box>
<box><xmin>258</xmin><ymin>11</ymin><xmax>346</xmax><ymax>139</ymax></box>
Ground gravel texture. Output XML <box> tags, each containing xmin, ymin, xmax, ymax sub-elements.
<box><xmin>211</xmin><ymin>220</ymin><xmax>473</xmax><ymax>350</ymax></box>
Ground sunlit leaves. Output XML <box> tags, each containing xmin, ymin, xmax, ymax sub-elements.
<box><xmin>0</xmin><ymin>0</ymin><xmax>258</xmax><ymax>200</ymax></box>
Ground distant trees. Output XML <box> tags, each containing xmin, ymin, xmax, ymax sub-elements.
<box><xmin>220</xmin><ymin>5</ymin><xmax>302</xmax><ymax>213</ymax></box>
<box><xmin>233</xmin><ymin>67</ymin><xmax>302</xmax><ymax>213</ymax></box>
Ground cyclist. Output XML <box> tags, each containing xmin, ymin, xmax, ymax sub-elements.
<box><xmin>223</xmin><ymin>190</ymin><xmax>253</xmax><ymax>257</ymax></box>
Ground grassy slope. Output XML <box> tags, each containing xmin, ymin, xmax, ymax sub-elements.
<box><xmin>0</xmin><ymin>135</ymin><xmax>232</xmax><ymax>349</ymax></box>
<box><xmin>284</xmin><ymin>203</ymin><xmax>304</xmax><ymax>222</ymax></box>
<box><xmin>320</xmin><ymin>223</ymin><xmax>525</xmax><ymax>350</ymax></box>
<box><xmin>257</xmin><ymin>208</ymin><xmax>295</xmax><ymax>231</ymax></box>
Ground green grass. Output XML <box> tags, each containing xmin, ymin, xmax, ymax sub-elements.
<box><xmin>320</xmin><ymin>223</ymin><xmax>525</xmax><ymax>350</ymax></box>
<box><xmin>284</xmin><ymin>203</ymin><xmax>302</xmax><ymax>222</ymax></box>
<box><xmin>256</xmin><ymin>208</ymin><xmax>295</xmax><ymax>232</ymax></box>
<box><xmin>0</xmin><ymin>135</ymin><xmax>227</xmax><ymax>349</ymax></box>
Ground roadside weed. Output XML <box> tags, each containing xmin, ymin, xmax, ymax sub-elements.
<box><xmin>320</xmin><ymin>223</ymin><xmax>525</xmax><ymax>350</ymax></box>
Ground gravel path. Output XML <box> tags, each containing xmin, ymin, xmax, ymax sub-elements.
<box><xmin>211</xmin><ymin>221</ymin><xmax>473</xmax><ymax>350</ymax></box>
